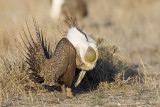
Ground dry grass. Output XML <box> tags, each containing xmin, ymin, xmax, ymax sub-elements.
<box><xmin>0</xmin><ymin>0</ymin><xmax>160</xmax><ymax>106</ymax></box>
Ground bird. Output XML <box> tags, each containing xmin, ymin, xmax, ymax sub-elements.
<box><xmin>50</xmin><ymin>0</ymin><xmax>88</xmax><ymax>21</ymax></box>
<box><xmin>20</xmin><ymin>18</ymin><xmax>98</xmax><ymax>98</ymax></box>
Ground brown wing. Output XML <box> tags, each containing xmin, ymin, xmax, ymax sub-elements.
<box><xmin>41</xmin><ymin>38</ymin><xmax>76</xmax><ymax>86</ymax></box>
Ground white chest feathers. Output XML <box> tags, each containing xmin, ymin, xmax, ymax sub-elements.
<box><xmin>66</xmin><ymin>27</ymin><xmax>98</xmax><ymax>70</ymax></box>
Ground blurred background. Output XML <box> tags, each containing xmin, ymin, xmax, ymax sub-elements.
<box><xmin>0</xmin><ymin>0</ymin><xmax>160</xmax><ymax>73</ymax></box>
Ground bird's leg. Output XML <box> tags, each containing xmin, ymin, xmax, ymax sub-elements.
<box><xmin>66</xmin><ymin>87</ymin><xmax>73</xmax><ymax>98</ymax></box>
<box><xmin>61</xmin><ymin>85</ymin><xmax>67</xmax><ymax>99</ymax></box>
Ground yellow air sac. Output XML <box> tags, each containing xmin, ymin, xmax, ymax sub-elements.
<box><xmin>84</xmin><ymin>46</ymin><xmax>96</xmax><ymax>63</ymax></box>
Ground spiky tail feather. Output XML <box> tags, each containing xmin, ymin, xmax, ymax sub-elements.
<box><xmin>20</xmin><ymin>18</ymin><xmax>52</xmax><ymax>84</ymax></box>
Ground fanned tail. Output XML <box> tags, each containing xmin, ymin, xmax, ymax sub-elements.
<box><xmin>32</xmin><ymin>18</ymin><xmax>52</xmax><ymax>59</ymax></box>
<box><xmin>20</xmin><ymin>18</ymin><xmax>52</xmax><ymax>84</ymax></box>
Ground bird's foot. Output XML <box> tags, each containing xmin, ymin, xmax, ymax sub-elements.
<box><xmin>61</xmin><ymin>85</ymin><xmax>67</xmax><ymax>99</ymax></box>
<box><xmin>66</xmin><ymin>87</ymin><xmax>74</xmax><ymax>98</ymax></box>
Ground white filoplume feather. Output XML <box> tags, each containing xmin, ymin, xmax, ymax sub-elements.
<box><xmin>66</xmin><ymin>27</ymin><xmax>98</xmax><ymax>70</ymax></box>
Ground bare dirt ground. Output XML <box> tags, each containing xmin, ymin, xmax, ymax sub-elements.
<box><xmin>0</xmin><ymin>0</ymin><xmax>160</xmax><ymax>106</ymax></box>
